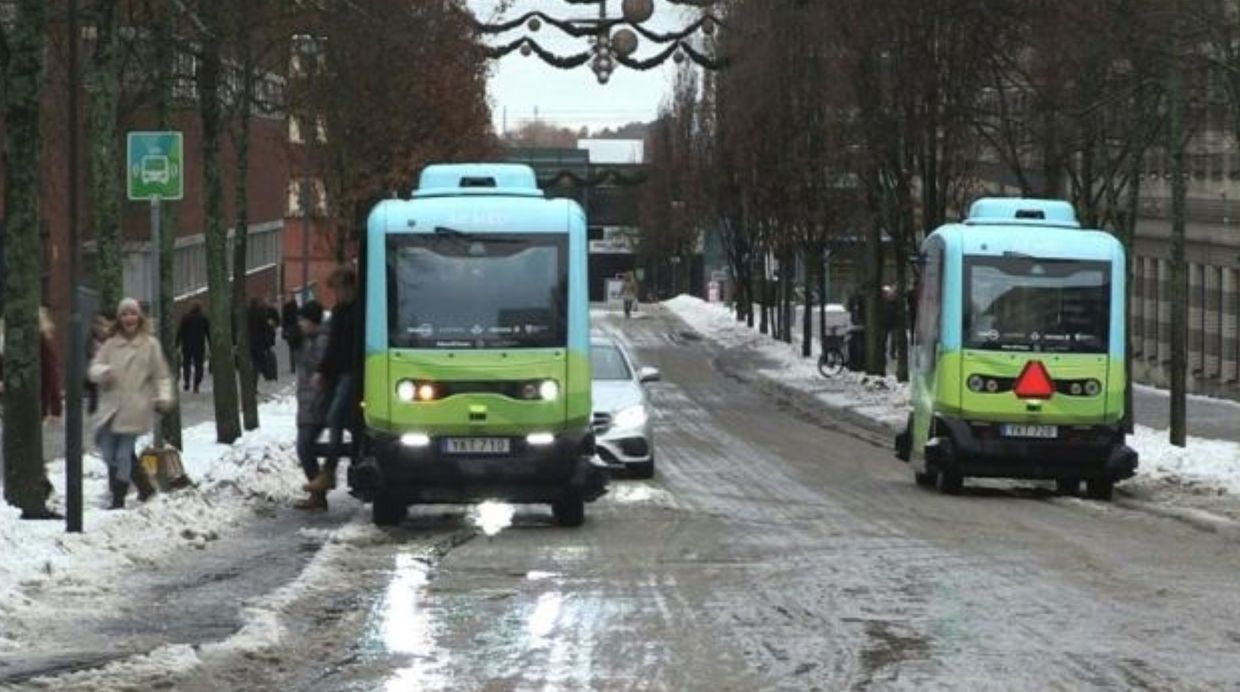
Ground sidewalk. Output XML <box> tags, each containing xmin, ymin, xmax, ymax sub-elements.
<box><xmin>1</xmin><ymin>346</ymin><xmax>294</xmax><ymax>477</ymax></box>
<box><xmin>663</xmin><ymin>295</ymin><xmax>1240</xmax><ymax>525</ymax></box>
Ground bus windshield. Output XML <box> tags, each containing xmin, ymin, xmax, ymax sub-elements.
<box><xmin>964</xmin><ymin>256</ymin><xmax>1110</xmax><ymax>354</ymax></box>
<box><xmin>387</xmin><ymin>233</ymin><xmax>568</xmax><ymax>349</ymax></box>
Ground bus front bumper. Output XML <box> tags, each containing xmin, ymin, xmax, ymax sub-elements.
<box><xmin>927</xmin><ymin>417</ymin><xmax>1138</xmax><ymax>481</ymax></box>
<box><xmin>348</xmin><ymin>429</ymin><xmax>609</xmax><ymax>505</ymax></box>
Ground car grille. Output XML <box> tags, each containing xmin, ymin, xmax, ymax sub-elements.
<box><xmin>592</xmin><ymin>412</ymin><xmax>613</xmax><ymax>434</ymax></box>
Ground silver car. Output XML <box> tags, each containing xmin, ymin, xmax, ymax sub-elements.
<box><xmin>590</xmin><ymin>336</ymin><xmax>659</xmax><ymax>478</ymax></box>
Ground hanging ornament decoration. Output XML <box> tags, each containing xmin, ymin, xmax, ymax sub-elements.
<box><xmin>622</xmin><ymin>0</ymin><xmax>655</xmax><ymax>24</ymax></box>
<box><xmin>612</xmin><ymin>28</ymin><xmax>639</xmax><ymax>58</ymax></box>
<box><xmin>472</xmin><ymin>0</ymin><xmax>727</xmax><ymax>84</ymax></box>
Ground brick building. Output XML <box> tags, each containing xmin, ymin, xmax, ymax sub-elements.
<box><xmin>0</xmin><ymin>9</ymin><xmax>290</xmax><ymax>343</ymax></box>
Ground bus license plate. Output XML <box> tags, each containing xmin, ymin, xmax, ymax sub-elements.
<box><xmin>1001</xmin><ymin>424</ymin><xmax>1058</xmax><ymax>439</ymax></box>
<box><xmin>443</xmin><ymin>438</ymin><xmax>511</xmax><ymax>455</ymax></box>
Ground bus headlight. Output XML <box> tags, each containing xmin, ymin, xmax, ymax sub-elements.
<box><xmin>396</xmin><ymin>380</ymin><xmax>417</xmax><ymax>403</ymax></box>
<box><xmin>967</xmin><ymin>375</ymin><xmax>985</xmax><ymax>393</ymax></box>
<box><xmin>400</xmin><ymin>433</ymin><xmax>431</xmax><ymax>448</ymax></box>
<box><xmin>614</xmin><ymin>404</ymin><xmax>649</xmax><ymax>430</ymax></box>
<box><xmin>416</xmin><ymin>383</ymin><xmax>437</xmax><ymax>402</ymax></box>
<box><xmin>1084</xmin><ymin>379</ymin><xmax>1102</xmax><ymax>396</ymax></box>
<box><xmin>539</xmin><ymin>380</ymin><xmax>560</xmax><ymax>401</ymax></box>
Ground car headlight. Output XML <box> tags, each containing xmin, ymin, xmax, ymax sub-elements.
<box><xmin>613</xmin><ymin>404</ymin><xmax>648</xmax><ymax>430</ymax></box>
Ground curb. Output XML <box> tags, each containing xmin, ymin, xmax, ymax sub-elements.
<box><xmin>1113</xmin><ymin>495</ymin><xmax>1240</xmax><ymax>540</ymax></box>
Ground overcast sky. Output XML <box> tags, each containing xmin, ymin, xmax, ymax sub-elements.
<box><xmin>466</xmin><ymin>0</ymin><xmax>695</xmax><ymax>135</ymax></box>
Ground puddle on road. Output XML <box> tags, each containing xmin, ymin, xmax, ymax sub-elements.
<box><xmin>362</xmin><ymin>552</ymin><xmax>449</xmax><ymax>691</ymax></box>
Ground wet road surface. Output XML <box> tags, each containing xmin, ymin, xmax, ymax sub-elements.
<box><xmin>20</xmin><ymin>308</ymin><xmax>1240</xmax><ymax>691</ymax></box>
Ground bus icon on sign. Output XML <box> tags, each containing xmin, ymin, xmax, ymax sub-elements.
<box><xmin>141</xmin><ymin>155</ymin><xmax>171</xmax><ymax>185</ymax></box>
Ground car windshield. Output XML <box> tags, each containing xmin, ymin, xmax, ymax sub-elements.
<box><xmin>964</xmin><ymin>256</ymin><xmax>1111</xmax><ymax>353</ymax></box>
<box><xmin>387</xmin><ymin>233</ymin><xmax>568</xmax><ymax>349</ymax></box>
<box><xmin>591</xmin><ymin>344</ymin><xmax>632</xmax><ymax>381</ymax></box>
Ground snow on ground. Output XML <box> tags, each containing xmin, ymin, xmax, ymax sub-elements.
<box><xmin>664</xmin><ymin>295</ymin><xmax>910</xmax><ymax>429</ymax></box>
<box><xmin>663</xmin><ymin>295</ymin><xmax>1240</xmax><ymax>497</ymax></box>
<box><xmin>1129</xmin><ymin>426</ymin><xmax>1240</xmax><ymax>496</ymax></box>
<box><xmin>0</xmin><ymin>396</ymin><xmax>308</xmax><ymax>651</ymax></box>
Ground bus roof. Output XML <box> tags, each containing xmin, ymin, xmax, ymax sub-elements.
<box><xmin>413</xmin><ymin>163</ymin><xmax>543</xmax><ymax>199</ymax></box>
<box><xmin>369</xmin><ymin>192</ymin><xmax>585</xmax><ymax>237</ymax></box>
<box><xmin>964</xmin><ymin>198</ymin><xmax>1080</xmax><ymax>228</ymax></box>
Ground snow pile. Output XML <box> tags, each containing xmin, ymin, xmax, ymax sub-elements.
<box><xmin>0</xmin><ymin>397</ymin><xmax>305</xmax><ymax>650</ymax></box>
<box><xmin>664</xmin><ymin>295</ymin><xmax>910</xmax><ymax>428</ymax></box>
<box><xmin>663</xmin><ymin>294</ymin><xmax>1240</xmax><ymax>497</ymax></box>
<box><xmin>1130</xmin><ymin>426</ymin><xmax>1240</xmax><ymax>496</ymax></box>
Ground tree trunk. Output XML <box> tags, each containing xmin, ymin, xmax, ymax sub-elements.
<box><xmin>1168</xmin><ymin>54</ymin><xmax>1187</xmax><ymax>447</ymax></box>
<box><xmin>801</xmin><ymin>245</ymin><xmax>813</xmax><ymax>358</ymax></box>
<box><xmin>2</xmin><ymin>0</ymin><xmax>48</xmax><ymax>513</ymax></box>
<box><xmin>155</xmin><ymin>5</ymin><xmax>182</xmax><ymax>450</ymax></box>
<box><xmin>1121</xmin><ymin>129</ymin><xmax>1143</xmax><ymax>435</ymax></box>
<box><xmin>200</xmin><ymin>9</ymin><xmax>241</xmax><ymax>444</ymax></box>
<box><xmin>865</xmin><ymin>200</ymin><xmax>885</xmax><ymax>376</ymax></box>
<box><xmin>232</xmin><ymin>30</ymin><xmax>259</xmax><ymax>431</ymax></box>
<box><xmin>781</xmin><ymin>249</ymin><xmax>793</xmax><ymax>344</ymax></box>
<box><xmin>88</xmin><ymin>0</ymin><xmax>123</xmax><ymax>312</ymax></box>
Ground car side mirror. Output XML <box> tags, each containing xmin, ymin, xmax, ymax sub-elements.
<box><xmin>639</xmin><ymin>367</ymin><xmax>661</xmax><ymax>384</ymax></box>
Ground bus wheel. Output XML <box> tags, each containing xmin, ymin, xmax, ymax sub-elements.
<box><xmin>938</xmin><ymin>471</ymin><xmax>964</xmax><ymax>495</ymax></box>
<box><xmin>914</xmin><ymin>470</ymin><xmax>938</xmax><ymax>488</ymax></box>
<box><xmin>1055</xmin><ymin>478</ymin><xmax>1081</xmax><ymax>496</ymax></box>
<box><xmin>552</xmin><ymin>494</ymin><xmax>585</xmax><ymax>527</ymax></box>
<box><xmin>1085</xmin><ymin>478</ymin><xmax>1114</xmax><ymax>502</ymax></box>
<box><xmin>373</xmin><ymin>497</ymin><xmax>406</xmax><ymax>526</ymax></box>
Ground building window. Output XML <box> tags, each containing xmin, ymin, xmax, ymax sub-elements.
<box><xmin>287</xmin><ymin>178</ymin><xmax>327</xmax><ymax>216</ymax></box>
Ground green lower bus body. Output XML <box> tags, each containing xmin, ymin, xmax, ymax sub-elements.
<box><xmin>350</xmin><ymin>350</ymin><xmax>607</xmax><ymax>518</ymax></box>
<box><xmin>898</xmin><ymin>350</ymin><xmax>1138</xmax><ymax>490</ymax></box>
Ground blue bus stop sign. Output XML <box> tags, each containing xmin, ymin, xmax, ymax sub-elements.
<box><xmin>127</xmin><ymin>131</ymin><xmax>184</xmax><ymax>201</ymax></box>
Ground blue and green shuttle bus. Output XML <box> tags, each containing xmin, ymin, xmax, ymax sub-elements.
<box><xmin>895</xmin><ymin>198</ymin><xmax>1138</xmax><ymax>499</ymax></box>
<box><xmin>347</xmin><ymin>164</ymin><xmax>607</xmax><ymax>526</ymax></box>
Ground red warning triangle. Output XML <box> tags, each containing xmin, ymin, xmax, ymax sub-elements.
<box><xmin>1013</xmin><ymin>360</ymin><xmax>1055</xmax><ymax>399</ymax></box>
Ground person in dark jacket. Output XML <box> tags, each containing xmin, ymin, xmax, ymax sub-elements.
<box><xmin>282</xmin><ymin>292</ymin><xmax>302</xmax><ymax>375</ymax></box>
<box><xmin>305</xmin><ymin>266</ymin><xmax>360</xmax><ymax>494</ymax></box>
<box><xmin>248</xmin><ymin>298</ymin><xmax>278</xmax><ymax>383</ymax></box>
<box><xmin>176</xmin><ymin>303</ymin><xmax>210</xmax><ymax>393</ymax></box>
<box><xmin>293</xmin><ymin>300</ymin><xmax>330</xmax><ymax>510</ymax></box>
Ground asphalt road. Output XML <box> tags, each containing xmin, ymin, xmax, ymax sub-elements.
<box><xmin>12</xmin><ymin>308</ymin><xmax>1240</xmax><ymax>691</ymax></box>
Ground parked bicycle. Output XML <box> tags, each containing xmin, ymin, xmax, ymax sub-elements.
<box><xmin>817</xmin><ymin>325</ymin><xmax>854</xmax><ymax>377</ymax></box>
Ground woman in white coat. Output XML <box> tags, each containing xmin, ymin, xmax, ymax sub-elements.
<box><xmin>89</xmin><ymin>298</ymin><xmax>174</xmax><ymax>508</ymax></box>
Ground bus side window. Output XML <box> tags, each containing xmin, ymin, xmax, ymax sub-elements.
<box><xmin>914</xmin><ymin>245</ymin><xmax>943</xmax><ymax>369</ymax></box>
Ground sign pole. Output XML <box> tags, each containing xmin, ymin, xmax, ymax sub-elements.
<box><xmin>150</xmin><ymin>196</ymin><xmax>162</xmax><ymax>446</ymax></box>
<box><xmin>65</xmin><ymin>0</ymin><xmax>83</xmax><ymax>533</ymax></box>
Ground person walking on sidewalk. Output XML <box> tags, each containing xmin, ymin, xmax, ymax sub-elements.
<box><xmin>89</xmin><ymin>298</ymin><xmax>174</xmax><ymax>509</ymax></box>
<box><xmin>282</xmin><ymin>291</ymin><xmax>302</xmax><ymax>375</ymax></box>
<box><xmin>305</xmin><ymin>267</ymin><xmax>360</xmax><ymax>495</ymax></box>
<box><xmin>621</xmin><ymin>272</ymin><xmax>639</xmax><ymax>318</ymax></box>
<box><xmin>176</xmin><ymin>302</ymin><xmax>210</xmax><ymax>393</ymax></box>
<box><xmin>293</xmin><ymin>301</ymin><xmax>330</xmax><ymax>510</ymax></box>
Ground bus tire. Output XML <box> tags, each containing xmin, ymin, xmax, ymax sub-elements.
<box><xmin>552</xmin><ymin>494</ymin><xmax>586</xmax><ymax>527</ymax></box>
<box><xmin>1085</xmin><ymin>478</ymin><xmax>1114</xmax><ymax>502</ymax></box>
<box><xmin>372</xmin><ymin>497</ymin><xmax>406</xmax><ymax>526</ymax></box>
<box><xmin>914</xmin><ymin>470</ymin><xmax>938</xmax><ymax>488</ymax></box>
<box><xmin>938</xmin><ymin>471</ymin><xmax>964</xmax><ymax>495</ymax></box>
<box><xmin>1055</xmin><ymin>478</ymin><xmax>1081</xmax><ymax>496</ymax></box>
<box><xmin>631</xmin><ymin>459</ymin><xmax>655</xmax><ymax>480</ymax></box>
